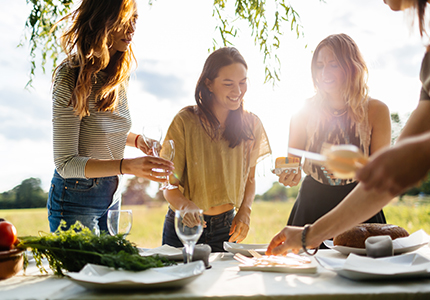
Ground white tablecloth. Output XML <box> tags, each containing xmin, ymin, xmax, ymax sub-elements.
<box><xmin>2</xmin><ymin>248</ymin><xmax>430</xmax><ymax>300</ymax></box>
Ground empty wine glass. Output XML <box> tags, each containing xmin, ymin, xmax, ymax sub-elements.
<box><xmin>174</xmin><ymin>209</ymin><xmax>204</xmax><ymax>264</ymax></box>
<box><xmin>160</xmin><ymin>139</ymin><xmax>177</xmax><ymax>190</ymax></box>
<box><xmin>107</xmin><ymin>210</ymin><xmax>133</xmax><ymax>237</ymax></box>
<box><xmin>142</xmin><ymin>125</ymin><xmax>162</xmax><ymax>156</ymax></box>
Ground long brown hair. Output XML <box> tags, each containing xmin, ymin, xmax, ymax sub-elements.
<box><xmin>54</xmin><ymin>0</ymin><xmax>137</xmax><ymax>118</ymax></box>
<box><xmin>311</xmin><ymin>33</ymin><xmax>369</xmax><ymax>123</ymax></box>
<box><xmin>192</xmin><ymin>47</ymin><xmax>254</xmax><ymax>148</ymax></box>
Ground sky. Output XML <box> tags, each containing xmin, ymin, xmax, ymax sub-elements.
<box><xmin>0</xmin><ymin>0</ymin><xmax>426</xmax><ymax>196</ymax></box>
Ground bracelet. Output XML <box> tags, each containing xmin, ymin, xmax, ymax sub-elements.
<box><xmin>119</xmin><ymin>158</ymin><xmax>124</xmax><ymax>175</ymax></box>
<box><xmin>301</xmin><ymin>224</ymin><xmax>318</xmax><ymax>256</ymax></box>
<box><xmin>134</xmin><ymin>135</ymin><xmax>140</xmax><ymax>148</ymax></box>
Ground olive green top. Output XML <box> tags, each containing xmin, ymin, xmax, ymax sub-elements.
<box><xmin>162</xmin><ymin>107</ymin><xmax>271</xmax><ymax>212</ymax></box>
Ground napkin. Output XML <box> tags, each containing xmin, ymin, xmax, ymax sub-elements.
<box><xmin>139</xmin><ymin>245</ymin><xmax>182</xmax><ymax>257</ymax></box>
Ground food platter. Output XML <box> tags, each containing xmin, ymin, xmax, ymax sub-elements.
<box><xmin>323</xmin><ymin>229</ymin><xmax>429</xmax><ymax>256</ymax></box>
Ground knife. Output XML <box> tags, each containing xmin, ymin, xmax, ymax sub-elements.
<box><xmin>288</xmin><ymin>147</ymin><xmax>326</xmax><ymax>164</ymax></box>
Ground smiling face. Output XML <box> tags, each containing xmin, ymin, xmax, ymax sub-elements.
<box><xmin>205</xmin><ymin>62</ymin><xmax>248</xmax><ymax>121</ymax></box>
<box><xmin>109</xmin><ymin>1</ymin><xmax>138</xmax><ymax>56</ymax></box>
<box><xmin>315</xmin><ymin>46</ymin><xmax>346</xmax><ymax>97</ymax></box>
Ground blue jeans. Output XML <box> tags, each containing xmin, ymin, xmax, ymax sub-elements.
<box><xmin>162</xmin><ymin>208</ymin><xmax>234</xmax><ymax>252</ymax></box>
<box><xmin>47</xmin><ymin>170</ymin><xmax>121</xmax><ymax>233</ymax></box>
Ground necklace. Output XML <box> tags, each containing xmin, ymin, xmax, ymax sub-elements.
<box><xmin>328</xmin><ymin>108</ymin><xmax>347</xmax><ymax>117</ymax></box>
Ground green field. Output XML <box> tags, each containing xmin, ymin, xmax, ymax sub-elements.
<box><xmin>1</xmin><ymin>197</ymin><xmax>430</xmax><ymax>248</ymax></box>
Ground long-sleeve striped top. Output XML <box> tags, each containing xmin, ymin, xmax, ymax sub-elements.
<box><xmin>52</xmin><ymin>61</ymin><xmax>132</xmax><ymax>179</ymax></box>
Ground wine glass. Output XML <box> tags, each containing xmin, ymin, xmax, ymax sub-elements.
<box><xmin>142</xmin><ymin>125</ymin><xmax>162</xmax><ymax>156</ymax></box>
<box><xmin>174</xmin><ymin>210</ymin><xmax>204</xmax><ymax>264</ymax></box>
<box><xmin>107</xmin><ymin>210</ymin><xmax>133</xmax><ymax>237</ymax></box>
<box><xmin>160</xmin><ymin>139</ymin><xmax>177</xmax><ymax>190</ymax></box>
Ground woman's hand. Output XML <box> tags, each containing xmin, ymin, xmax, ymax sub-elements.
<box><xmin>178</xmin><ymin>202</ymin><xmax>207</xmax><ymax>228</ymax></box>
<box><xmin>357</xmin><ymin>135</ymin><xmax>430</xmax><ymax>196</ymax></box>
<box><xmin>266</xmin><ymin>226</ymin><xmax>303</xmax><ymax>255</ymax></box>
<box><xmin>122</xmin><ymin>156</ymin><xmax>174</xmax><ymax>182</ymax></box>
<box><xmin>278</xmin><ymin>168</ymin><xmax>302</xmax><ymax>187</ymax></box>
<box><xmin>229</xmin><ymin>207</ymin><xmax>250</xmax><ymax>243</ymax></box>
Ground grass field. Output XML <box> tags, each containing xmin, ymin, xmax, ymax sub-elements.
<box><xmin>1</xmin><ymin>197</ymin><xmax>430</xmax><ymax>248</ymax></box>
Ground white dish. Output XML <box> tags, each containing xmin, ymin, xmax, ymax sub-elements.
<box><xmin>67</xmin><ymin>261</ymin><xmax>205</xmax><ymax>290</ymax></box>
<box><xmin>138</xmin><ymin>245</ymin><xmax>184</xmax><ymax>261</ymax></box>
<box><xmin>323</xmin><ymin>229</ymin><xmax>429</xmax><ymax>256</ymax></box>
<box><xmin>223</xmin><ymin>242</ymin><xmax>268</xmax><ymax>257</ymax></box>
<box><xmin>316</xmin><ymin>253</ymin><xmax>430</xmax><ymax>281</ymax></box>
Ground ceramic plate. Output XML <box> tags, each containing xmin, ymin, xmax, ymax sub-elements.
<box><xmin>223</xmin><ymin>242</ymin><xmax>268</xmax><ymax>257</ymax></box>
<box><xmin>324</xmin><ymin>229</ymin><xmax>429</xmax><ymax>256</ymax></box>
<box><xmin>138</xmin><ymin>245</ymin><xmax>184</xmax><ymax>261</ymax></box>
<box><xmin>67</xmin><ymin>261</ymin><xmax>205</xmax><ymax>290</ymax></box>
<box><xmin>316</xmin><ymin>253</ymin><xmax>430</xmax><ymax>281</ymax></box>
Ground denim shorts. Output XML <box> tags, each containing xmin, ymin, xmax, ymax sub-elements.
<box><xmin>47</xmin><ymin>170</ymin><xmax>121</xmax><ymax>233</ymax></box>
<box><xmin>162</xmin><ymin>207</ymin><xmax>235</xmax><ymax>252</ymax></box>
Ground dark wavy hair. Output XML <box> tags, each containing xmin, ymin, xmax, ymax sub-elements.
<box><xmin>191</xmin><ymin>47</ymin><xmax>254</xmax><ymax>148</ymax></box>
<box><xmin>54</xmin><ymin>0</ymin><xmax>137</xmax><ymax>118</ymax></box>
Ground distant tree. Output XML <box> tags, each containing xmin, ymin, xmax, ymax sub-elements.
<box><xmin>0</xmin><ymin>177</ymin><xmax>47</xmax><ymax>209</ymax></box>
<box><xmin>14</xmin><ymin>178</ymin><xmax>47</xmax><ymax>208</ymax></box>
<box><xmin>256</xmin><ymin>182</ymin><xmax>288</xmax><ymax>201</ymax></box>
<box><xmin>122</xmin><ymin>176</ymin><xmax>152</xmax><ymax>205</ymax></box>
<box><xmin>21</xmin><ymin>0</ymin><xmax>321</xmax><ymax>86</ymax></box>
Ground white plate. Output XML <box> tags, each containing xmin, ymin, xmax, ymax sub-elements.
<box><xmin>138</xmin><ymin>245</ymin><xmax>184</xmax><ymax>261</ymax></box>
<box><xmin>324</xmin><ymin>229</ymin><xmax>430</xmax><ymax>256</ymax></box>
<box><xmin>316</xmin><ymin>253</ymin><xmax>430</xmax><ymax>281</ymax></box>
<box><xmin>223</xmin><ymin>242</ymin><xmax>268</xmax><ymax>257</ymax></box>
<box><xmin>67</xmin><ymin>261</ymin><xmax>205</xmax><ymax>290</ymax></box>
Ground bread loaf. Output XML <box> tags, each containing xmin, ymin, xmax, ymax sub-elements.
<box><xmin>333</xmin><ymin>223</ymin><xmax>409</xmax><ymax>248</ymax></box>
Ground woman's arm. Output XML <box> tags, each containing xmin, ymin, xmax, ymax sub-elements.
<box><xmin>278</xmin><ymin>108</ymin><xmax>308</xmax><ymax>187</ymax></box>
<box><xmin>229</xmin><ymin>166</ymin><xmax>256</xmax><ymax>243</ymax></box>
<box><xmin>266</xmin><ymin>183</ymin><xmax>394</xmax><ymax>255</ymax></box>
<box><xmin>357</xmin><ymin>100</ymin><xmax>430</xmax><ymax>195</ymax></box>
<box><xmin>367</xmin><ymin>99</ymin><xmax>391</xmax><ymax>155</ymax></box>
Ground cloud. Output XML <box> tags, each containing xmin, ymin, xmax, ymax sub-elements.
<box><xmin>375</xmin><ymin>44</ymin><xmax>423</xmax><ymax>78</ymax></box>
<box><xmin>134</xmin><ymin>67</ymin><xmax>188</xmax><ymax>101</ymax></box>
<box><xmin>0</xmin><ymin>87</ymin><xmax>51</xmax><ymax>141</ymax></box>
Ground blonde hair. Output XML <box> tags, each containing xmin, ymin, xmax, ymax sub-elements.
<box><xmin>311</xmin><ymin>34</ymin><xmax>369</xmax><ymax>123</ymax></box>
<box><xmin>54</xmin><ymin>0</ymin><xmax>137</xmax><ymax>118</ymax></box>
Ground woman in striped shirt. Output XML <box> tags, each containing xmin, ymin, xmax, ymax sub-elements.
<box><xmin>48</xmin><ymin>0</ymin><xmax>173</xmax><ymax>233</ymax></box>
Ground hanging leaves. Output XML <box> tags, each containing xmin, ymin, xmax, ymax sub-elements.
<box><xmin>20</xmin><ymin>0</ymin><xmax>319</xmax><ymax>87</ymax></box>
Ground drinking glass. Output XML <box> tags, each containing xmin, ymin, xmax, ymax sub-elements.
<box><xmin>160</xmin><ymin>139</ymin><xmax>177</xmax><ymax>190</ymax></box>
<box><xmin>107</xmin><ymin>210</ymin><xmax>133</xmax><ymax>237</ymax></box>
<box><xmin>174</xmin><ymin>209</ymin><xmax>204</xmax><ymax>263</ymax></box>
<box><xmin>142</xmin><ymin>125</ymin><xmax>163</xmax><ymax>156</ymax></box>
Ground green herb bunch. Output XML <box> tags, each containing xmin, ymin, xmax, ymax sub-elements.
<box><xmin>17</xmin><ymin>221</ymin><xmax>176</xmax><ymax>276</ymax></box>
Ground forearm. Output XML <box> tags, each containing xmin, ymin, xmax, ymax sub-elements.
<box><xmin>306</xmin><ymin>183</ymin><xmax>393</xmax><ymax>248</ymax></box>
<box><xmin>163</xmin><ymin>189</ymin><xmax>199</xmax><ymax>211</ymax></box>
<box><xmin>84</xmin><ymin>158</ymin><xmax>123</xmax><ymax>178</ymax></box>
<box><xmin>398</xmin><ymin>101</ymin><xmax>430</xmax><ymax>141</ymax></box>
<box><xmin>126</xmin><ymin>132</ymin><xmax>140</xmax><ymax>148</ymax></box>
<box><xmin>239</xmin><ymin>175</ymin><xmax>255</xmax><ymax>215</ymax></box>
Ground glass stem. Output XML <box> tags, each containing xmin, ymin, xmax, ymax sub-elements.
<box><xmin>184</xmin><ymin>242</ymin><xmax>196</xmax><ymax>264</ymax></box>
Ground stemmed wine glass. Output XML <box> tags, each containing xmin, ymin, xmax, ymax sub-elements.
<box><xmin>174</xmin><ymin>209</ymin><xmax>204</xmax><ymax>264</ymax></box>
<box><xmin>160</xmin><ymin>139</ymin><xmax>177</xmax><ymax>190</ymax></box>
<box><xmin>107</xmin><ymin>210</ymin><xmax>133</xmax><ymax>237</ymax></box>
<box><xmin>142</xmin><ymin>125</ymin><xmax>163</xmax><ymax>156</ymax></box>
